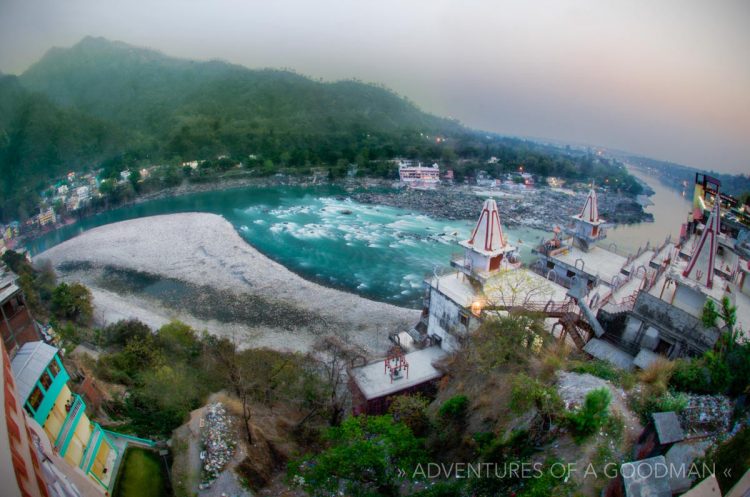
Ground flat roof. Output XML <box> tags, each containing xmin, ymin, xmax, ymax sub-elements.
<box><xmin>583</xmin><ymin>338</ymin><xmax>634</xmax><ymax>370</ymax></box>
<box><xmin>652</xmin><ymin>411</ymin><xmax>685</xmax><ymax>444</ymax></box>
<box><xmin>351</xmin><ymin>347</ymin><xmax>449</xmax><ymax>400</ymax></box>
<box><xmin>10</xmin><ymin>341</ymin><xmax>59</xmax><ymax>403</ymax></box>
<box><xmin>0</xmin><ymin>267</ymin><xmax>20</xmax><ymax>302</ymax></box>
<box><xmin>430</xmin><ymin>268</ymin><xmax>569</xmax><ymax>310</ymax></box>
<box><xmin>550</xmin><ymin>244</ymin><xmax>628</xmax><ymax>286</ymax></box>
<box><xmin>621</xmin><ymin>456</ymin><xmax>672</xmax><ymax>497</ymax></box>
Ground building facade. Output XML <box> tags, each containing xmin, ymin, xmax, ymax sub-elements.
<box><xmin>11</xmin><ymin>342</ymin><xmax>119</xmax><ymax>493</ymax></box>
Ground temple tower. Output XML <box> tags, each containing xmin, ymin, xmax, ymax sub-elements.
<box><xmin>682</xmin><ymin>199</ymin><xmax>721</xmax><ymax>288</ymax></box>
<box><xmin>569</xmin><ymin>189</ymin><xmax>605</xmax><ymax>251</ymax></box>
<box><xmin>458</xmin><ymin>198</ymin><xmax>519</xmax><ymax>274</ymax></box>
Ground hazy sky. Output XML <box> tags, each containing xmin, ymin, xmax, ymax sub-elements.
<box><xmin>1</xmin><ymin>0</ymin><xmax>748</xmax><ymax>174</ymax></box>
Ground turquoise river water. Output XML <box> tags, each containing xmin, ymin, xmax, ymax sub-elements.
<box><xmin>29</xmin><ymin>186</ymin><xmax>547</xmax><ymax>308</ymax></box>
<box><xmin>29</xmin><ymin>168</ymin><xmax>689</xmax><ymax>309</ymax></box>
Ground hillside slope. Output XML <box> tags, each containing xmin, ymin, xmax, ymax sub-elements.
<box><xmin>20</xmin><ymin>37</ymin><xmax>461</xmax><ymax>161</ymax></box>
<box><xmin>0</xmin><ymin>75</ymin><xmax>126</xmax><ymax>219</ymax></box>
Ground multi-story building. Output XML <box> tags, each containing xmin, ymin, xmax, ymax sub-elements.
<box><xmin>11</xmin><ymin>341</ymin><xmax>120</xmax><ymax>493</ymax></box>
<box><xmin>1</xmin><ymin>338</ymin><xmax>51</xmax><ymax>497</ymax></box>
<box><xmin>397</xmin><ymin>160</ymin><xmax>441</xmax><ymax>188</ymax></box>
<box><xmin>1</xmin><ymin>267</ymin><xmax>41</xmax><ymax>357</ymax></box>
<box><xmin>37</xmin><ymin>209</ymin><xmax>56</xmax><ymax>228</ymax></box>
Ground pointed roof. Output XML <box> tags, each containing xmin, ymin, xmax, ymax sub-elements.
<box><xmin>682</xmin><ymin>199</ymin><xmax>721</xmax><ymax>288</ymax></box>
<box><xmin>573</xmin><ymin>189</ymin><xmax>603</xmax><ymax>225</ymax></box>
<box><xmin>459</xmin><ymin>198</ymin><xmax>511</xmax><ymax>255</ymax></box>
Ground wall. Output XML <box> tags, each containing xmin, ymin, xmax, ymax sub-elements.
<box><xmin>1</xmin><ymin>338</ymin><xmax>50</xmax><ymax>497</ymax></box>
<box><xmin>629</xmin><ymin>292</ymin><xmax>719</xmax><ymax>357</ymax></box>
<box><xmin>427</xmin><ymin>287</ymin><xmax>467</xmax><ymax>352</ymax></box>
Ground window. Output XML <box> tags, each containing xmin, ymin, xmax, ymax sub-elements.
<box><xmin>27</xmin><ymin>387</ymin><xmax>43</xmax><ymax>412</ymax></box>
<box><xmin>47</xmin><ymin>358</ymin><xmax>60</xmax><ymax>377</ymax></box>
<box><xmin>39</xmin><ymin>371</ymin><xmax>52</xmax><ymax>391</ymax></box>
<box><xmin>459</xmin><ymin>312</ymin><xmax>470</xmax><ymax>326</ymax></box>
<box><xmin>566</xmin><ymin>270</ymin><xmax>576</xmax><ymax>278</ymax></box>
<box><xmin>546</xmin><ymin>261</ymin><xmax>555</xmax><ymax>269</ymax></box>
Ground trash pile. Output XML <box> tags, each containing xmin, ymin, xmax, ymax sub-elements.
<box><xmin>201</xmin><ymin>402</ymin><xmax>236</xmax><ymax>482</ymax></box>
<box><xmin>679</xmin><ymin>394</ymin><xmax>733</xmax><ymax>436</ymax></box>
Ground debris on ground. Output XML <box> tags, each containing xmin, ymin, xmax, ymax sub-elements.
<box><xmin>679</xmin><ymin>394</ymin><xmax>733</xmax><ymax>436</ymax></box>
<box><xmin>201</xmin><ymin>402</ymin><xmax>237</xmax><ymax>484</ymax></box>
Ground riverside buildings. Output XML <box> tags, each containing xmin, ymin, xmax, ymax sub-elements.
<box><xmin>354</xmin><ymin>174</ymin><xmax>749</xmax><ymax>412</ymax></box>
<box><xmin>1</xmin><ymin>264</ymin><xmax>123</xmax><ymax>496</ymax></box>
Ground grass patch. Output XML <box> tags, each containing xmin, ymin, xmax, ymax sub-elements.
<box><xmin>113</xmin><ymin>448</ymin><xmax>169</xmax><ymax>497</ymax></box>
<box><xmin>569</xmin><ymin>359</ymin><xmax>635</xmax><ymax>390</ymax></box>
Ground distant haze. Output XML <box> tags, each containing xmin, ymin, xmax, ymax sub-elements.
<box><xmin>1</xmin><ymin>0</ymin><xmax>748</xmax><ymax>174</ymax></box>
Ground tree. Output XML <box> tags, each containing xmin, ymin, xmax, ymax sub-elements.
<box><xmin>566</xmin><ymin>388</ymin><xmax>611</xmax><ymax>441</ymax></box>
<box><xmin>481</xmin><ymin>269</ymin><xmax>556</xmax><ymax>310</ymax></box>
<box><xmin>464</xmin><ymin>314</ymin><xmax>549</xmax><ymax>373</ymax></box>
<box><xmin>289</xmin><ymin>415</ymin><xmax>426</xmax><ymax>497</ymax></box>
<box><xmin>304</xmin><ymin>335</ymin><xmax>366</xmax><ymax>427</ymax></box>
<box><xmin>701</xmin><ymin>299</ymin><xmax>719</xmax><ymax>328</ymax></box>
<box><xmin>51</xmin><ymin>282</ymin><xmax>93</xmax><ymax>325</ymax></box>
<box><xmin>208</xmin><ymin>336</ymin><xmax>301</xmax><ymax>446</ymax></box>
<box><xmin>388</xmin><ymin>394</ymin><xmax>430</xmax><ymax>437</ymax></box>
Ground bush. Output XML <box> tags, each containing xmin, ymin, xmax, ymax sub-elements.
<box><xmin>566</xmin><ymin>388</ymin><xmax>611</xmax><ymax>441</ymax></box>
<box><xmin>705</xmin><ymin>428</ymin><xmax>750</xmax><ymax>493</ymax></box>
<box><xmin>638</xmin><ymin>358</ymin><xmax>675</xmax><ymax>396</ymax></box>
<box><xmin>510</xmin><ymin>374</ymin><xmax>562</xmax><ymax>418</ymax></box>
<box><xmin>631</xmin><ymin>390</ymin><xmax>688</xmax><ymax>423</ymax></box>
<box><xmin>670</xmin><ymin>358</ymin><xmax>714</xmax><ymax>394</ymax></box>
<box><xmin>389</xmin><ymin>394</ymin><xmax>430</xmax><ymax>437</ymax></box>
<box><xmin>439</xmin><ymin>395</ymin><xmax>469</xmax><ymax>420</ymax></box>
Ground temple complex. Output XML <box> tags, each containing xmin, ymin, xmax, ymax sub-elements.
<box><xmin>351</xmin><ymin>174</ymin><xmax>749</xmax><ymax>412</ymax></box>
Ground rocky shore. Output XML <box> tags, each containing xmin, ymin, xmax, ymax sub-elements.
<box><xmin>35</xmin><ymin>213</ymin><xmax>419</xmax><ymax>354</ymax></box>
<box><xmin>352</xmin><ymin>186</ymin><xmax>652</xmax><ymax>230</ymax></box>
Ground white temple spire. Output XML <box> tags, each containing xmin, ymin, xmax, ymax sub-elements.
<box><xmin>458</xmin><ymin>198</ymin><xmax>518</xmax><ymax>273</ymax></box>
<box><xmin>682</xmin><ymin>198</ymin><xmax>721</xmax><ymax>288</ymax></box>
<box><xmin>463</xmin><ymin>198</ymin><xmax>506</xmax><ymax>253</ymax></box>
<box><xmin>578</xmin><ymin>189</ymin><xmax>600</xmax><ymax>223</ymax></box>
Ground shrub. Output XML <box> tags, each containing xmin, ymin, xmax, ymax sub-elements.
<box><xmin>566</xmin><ymin>388</ymin><xmax>611</xmax><ymax>441</ymax></box>
<box><xmin>670</xmin><ymin>358</ymin><xmax>713</xmax><ymax>394</ymax></box>
<box><xmin>702</xmin><ymin>299</ymin><xmax>719</xmax><ymax>328</ymax></box>
<box><xmin>510</xmin><ymin>373</ymin><xmax>563</xmax><ymax>418</ymax></box>
<box><xmin>638</xmin><ymin>358</ymin><xmax>675</xmax><ymax>396</ymax></box>
<box><xmin>439</xmin><ymin>395</ymin><xmax>469</xmax><ymax>420</ymax></box>
<box><xmin>389</xmin><ymin>394</ymin><xmax>430</xmax><ymax>437</ymax></box>
<box><xmin>705</xmin><ymin>427</ymin><xmax>750</xmax><ymax>493</ymax></box>
<box><xmin>631</xmin><ymin>390</ymin><xmax>688</xmax><ymax>423</ymax></box>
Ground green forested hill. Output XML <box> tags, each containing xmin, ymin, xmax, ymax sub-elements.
<box><xmin>0</xmin><ymin>75</ymin><xmax>127</xmax><ymax>219</ymax></box>
<box><xmin>19</xmin><ymin>37</ymin><xmax>460</xmax><ymax>162</ymax></box>
<box><xmin>2</xmin><ymin>37</ymin><xmax>645</xmax><ymax>222</ymax></box>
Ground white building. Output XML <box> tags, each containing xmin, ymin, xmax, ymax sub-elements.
<box><xmin>397</xmin><ymin>160</ymin><xmax>440</xmax><ymax>188</ymax></box>
<box><xmin>415</xmin><ymin>198</ymin><xmax>568</xmax><ymax>352</ymax></box>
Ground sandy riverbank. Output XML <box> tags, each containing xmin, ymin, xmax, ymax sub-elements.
<box><xmin>35</xmin><ymin>213</ymin><xmax>420</xmax><ymax>354</ymax></box>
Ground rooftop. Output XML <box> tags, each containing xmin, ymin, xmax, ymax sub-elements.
<box><xmin>10</xmin><ymin>341</ymin><xmax>59</xmax><ymax>403</ymax></box>
<box><xmin>351</xmin><ymin>346</ymin><xmax>449</xmax><ymax>400</ymax></box>
<box><xmin>652</xmin><ymin>411</ymin><xmax>685</xmax><ymax>444</ymax></box>
<box><xmin>0</xmin><ymin>267</ymin><xmax>20</xmax><ymax>302</ymax></box>
<box><xmin>621</xmin><ymin>456</ymin><xmax>672</xmax><ymax>497</ymax></box>
<box><xmin>430</xmin><ymin>268</ymin><xmax>569</xmax><ymax>310</ymax></box>
<box><xmin>550</xmin><ymin>243</ymin><xmax>628</xmax><ymax>286</ymax></box>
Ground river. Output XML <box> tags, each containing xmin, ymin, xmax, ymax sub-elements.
<box><xmin>30</xmin><ymin>171</ymin><xmax>687</xmax><ymax>308</ymax></box>
<box><xmin>606</xmin><ymin>166</ymin><xmax>692</xmax><ymax>254</ymax></box>
<box><xmin>30</xmin><ymin>185</ymin><xmax>546</xmax><ymax>308</ymax></box>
